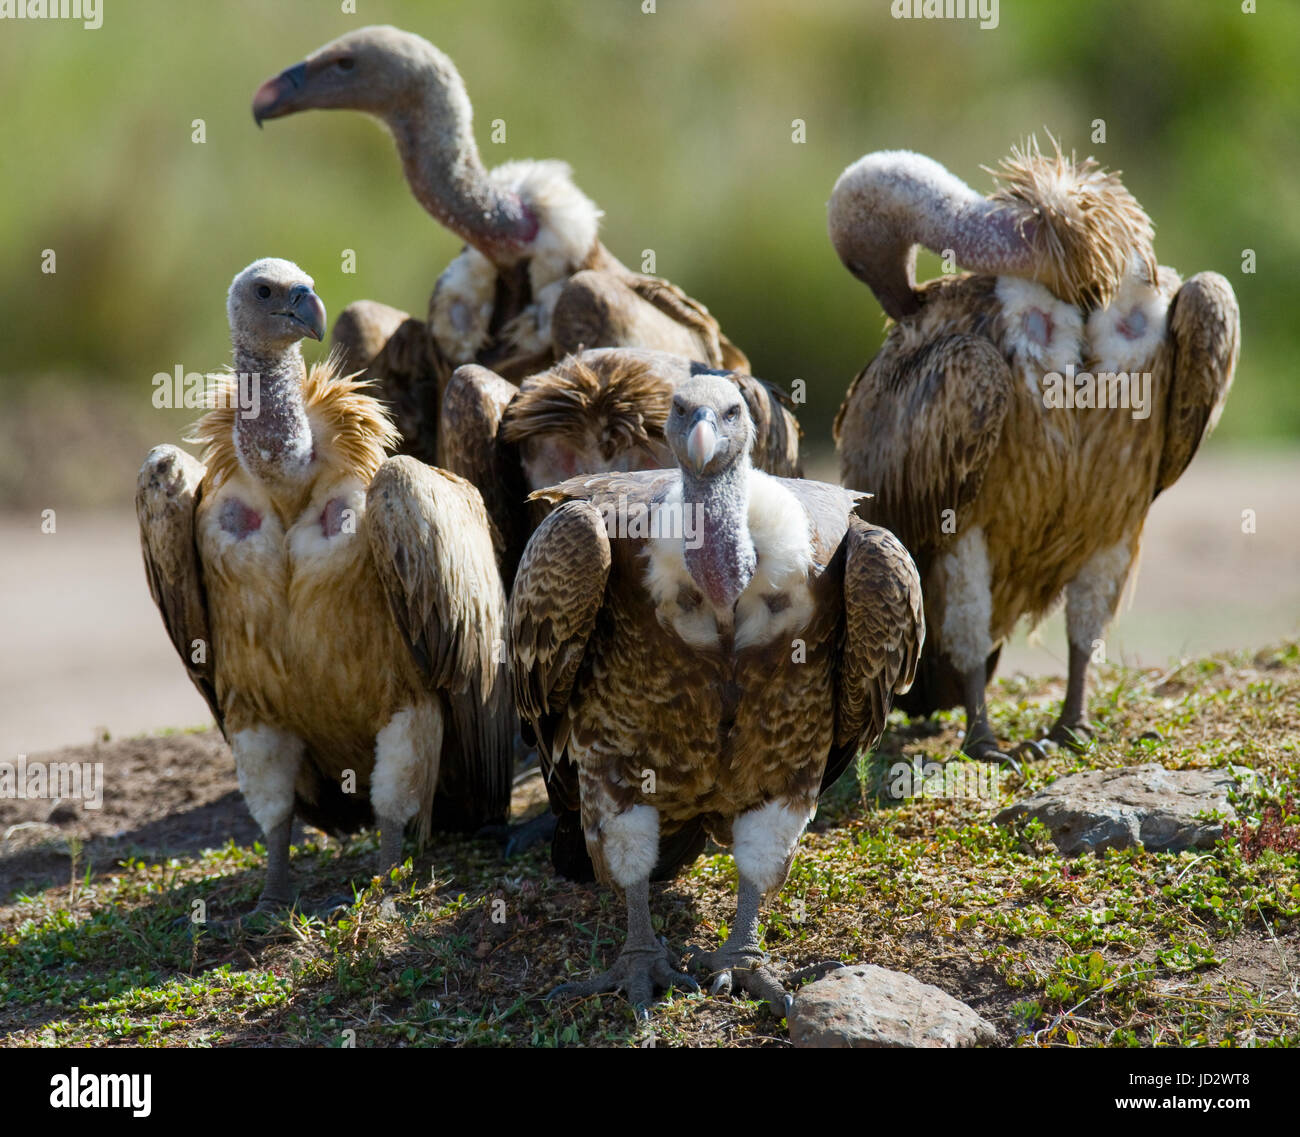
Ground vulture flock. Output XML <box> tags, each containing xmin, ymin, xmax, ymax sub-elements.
<box><xmin>138</xmin><ymin>25</ymin><xmax>1239</xmax><ymax>1014</ymax></box>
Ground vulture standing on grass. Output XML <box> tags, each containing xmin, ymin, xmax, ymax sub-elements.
<box><xmin>251</xmin><ymin>25</ymin><xmax>747</xmax><ymax>462</ymax></box>
<box><xmin>442</xmin><ymin>347</ymin><xmax>802</xmax><ymax>587</ymax></box>
<box><xmin>829</xmin><ymin>141</ymin><xmax>1239</xmax><ymax>764</ymax></box>
<box><xmin>509</xmin><ymin>372</ymin><xmax>923</xmax><ymax>1011</ymax></box>
<box><xmin>136</xmin><ymin>258</ymin><xmax>513</xmax><ymax>914</ymax></box>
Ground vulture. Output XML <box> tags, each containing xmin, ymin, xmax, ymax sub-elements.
<box><xmin>136</xmin><ymin>258</ymin><xmax>513</xmax><ymax>914</ymax></box>
<box><xmin>441</xmin><ymin>347</ymin><xmax>802</xmax><ymax>587</ymax></box>
<box><xmin>509</xmin><ymin>372</ymin><xmax>923</xmax><ymax>1011</ymax></box>
<box><xmin>829</xmin><ymin>140</ymin><xmax>1239</xmax><ymax>764</ymax></box>
<box><xmin>251</xmin><ymin>24</ymin><xmax>748</xmax><ymax>463</ymax></box>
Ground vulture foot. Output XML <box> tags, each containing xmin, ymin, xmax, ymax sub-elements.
<box><xmin>685</xmin><ymin>943</ymin><xmax>801</xmax><ymax>1018</ymax></box>
<box><xmin>961</xmin><ymin>735</ymin><xmax>1023</xmax><ymax>775</ymax></box>
<box><xmin>195</xmin><ymin>895</ymin><xmax>293</xmax><ymax>939</ymax></box>
<box><xmin>549</xmin><ymin>941</ymin><xmax>698</xmax><ymax>1012</ymax></box>
<box><xmin>1012</xmin><ymin>739</ymin><xmax>1049</xmax><ymax>763</ymax></box>
<box><xmin>500</xmin><ymin>811</ymin><xmax>558</xmax><ymax>858</ymax></box>
<box><xmin>1047</xmin><ymin>719</ymin><xmax>1097</xmax><ymax>752</ymax></box>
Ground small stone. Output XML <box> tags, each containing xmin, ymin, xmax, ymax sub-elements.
<box><xmin>789</xmin><ymin>964</ymin><xmax>998</xmax><ymax>1048</ymax></box>
<box><xmin>47</xmin><ymin>800</ymin><xmax>79</xmax><ymax>825</ymax></box>
<box><xmin>995</xmin><ymin>763</ymin><xmax>1255</xmax><ymax>855</ymax></box>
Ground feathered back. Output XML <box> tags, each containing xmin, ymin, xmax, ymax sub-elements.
<box><xmin>499</xmin><ymin>352</ymin><xmax>670</xmax><ymax>462</ymax></box>
<box><xmin>185</xmin><ymin>354</ymin><xmax>400</xmax><ymax>488</ymax></box>
<box><xmin>988</xmin><ymin>136</ymin><xmax>1157</xmax><ymax>310</ymax></box>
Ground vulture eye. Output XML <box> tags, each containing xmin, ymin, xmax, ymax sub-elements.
<box><xmin>671</xmin><ymin>401</ymin><xmax>684</xmax><ymax>417</ymax></box>
<box><xmin>256</xmin><ymin>285</ymin><xmax>272</xmax><ymax>299</ymax></box>
<box><xmin>335</xmin><ymin>57</ymin><xmax>355</xmax><ymax>71</ymax></box>
<box><xmin>725</xmin><ymin>406</ymin><xmax>741</xmax><ymax>422</ymax></box>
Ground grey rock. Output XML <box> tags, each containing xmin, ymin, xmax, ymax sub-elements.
<box><xmin>789</xmin><ymin>964</ymin><xmax>998</xmax><ymax>1048</ymax></box>
<box><xmin>995</xmin><ymin>763</ymin><xmax>1255</xmax><ymax>855</ymax></box>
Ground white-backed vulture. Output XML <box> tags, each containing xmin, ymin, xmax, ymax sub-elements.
<box><xmin>441</xmin><ymin>347</ymin><xmax>802</xmax><ymax>588</ymax></box>
<box><xmin>829</xmin><ymin>141</ymin><xmax>1239</xmax><ymax>764</ymax></box>
<box><xmin>509</xmin><ymin>373</ymin><xmax>923</xmax><ymax>1010</ymax></box>
<box><xmin>136</xmin><ymin>258</ymin><xmax>513</xmax><ymax>913</ymax></box>
<box><xmin>251</xmin><ymin>25</ymin><xmax>748</xmax><ymax>463</ymax></box>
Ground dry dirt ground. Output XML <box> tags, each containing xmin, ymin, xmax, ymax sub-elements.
<box><xmin>1</xmin><ymin>647</ymin><xmax>1297</xmax><ymax>1048</ymax></box>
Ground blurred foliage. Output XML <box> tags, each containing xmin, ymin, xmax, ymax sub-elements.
<box><xmin>0</xmin><ymin>0</ymin><xmax>1295</xmax><ymax>446</ymax></box>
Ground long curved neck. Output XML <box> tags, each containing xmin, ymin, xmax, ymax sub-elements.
<box><xmin>681</xmin><ymin>458</ymin><xmax>756</xmax><ymax>613</ymax></box>
<box><xmin>889</xmin><ymin>163</ymin><xmax>1030</xmax><ymax>273</ymax></box>
<box><xmin>232</xmin><ymin>340</ymin><xmax>313</xmax><ymax>486</ymax></box>
<box><xmin>833</xmin><ymin>153</ymin><xmax>1033</xmax><ymax>318</ymax></box>
<box><xmin>386</xmin><ymin>58</ymin><xmax>538</xmax><ymax>266</ymax></box>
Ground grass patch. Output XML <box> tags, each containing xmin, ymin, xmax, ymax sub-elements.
<box><xmin>2</xmin><ymin>643</ymin><xmax>1298</xmax><ymax>1047</ymax></box>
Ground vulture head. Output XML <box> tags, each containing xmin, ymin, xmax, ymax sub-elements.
<box><xmin>828</xmin><ymin>138</ymin><xmax>1157</xmax><ymax>320</ymax></box>
<box><xmin>224</xmin><ymin>259</ymin><xmax>327</xmax><ymax>488</ymax></box>
<box><xmin>227</xmin><ymin>258</ymin><xmax>326</xmax><ymax>353</ymax></box>
<box><xmin>666</xmin><ymin>373</ymin><xmax>758</xmax><ymax>612</ymax></box>
<box><xmin>251</xmin><ymin>26</ymin><xmax>537</xmax><ymax>262</ymax></box>
<box><xmin>251</xmin><ymin>25</ymin><xmax>448</xmax><ymax>124</ymax></box>
<box><xmin>667</xmin><ymin>372</ymin><xmax>754</xmax><ymax>478</ymax></box>
<box><xmin>502</xmin><ymin>353</ymin><xmax>675</xmax><ymax>489</ymax></box>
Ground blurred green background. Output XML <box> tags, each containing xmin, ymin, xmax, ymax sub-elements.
<box><xmin>1</xmin><ymin>0</ymin><xmax>1296</xmax><ymax>508</ymax></box>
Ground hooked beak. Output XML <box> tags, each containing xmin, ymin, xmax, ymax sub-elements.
<box><xmin>684</xmin><ymin>409</ymin><xmax>719</xmax><ymax>474</ymax></box>
<box><xmin>281</xmin><ymin>283</ymin><xmax>326</xmax><ymax>341</ymax></box>
<box><xmin>252</xmin><ymin>61</ymin><xmax>307</xmax><ymax>127</ymax></box>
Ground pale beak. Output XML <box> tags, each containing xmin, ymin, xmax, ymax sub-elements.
<box><xmin>685</xmin><ymin>409</ymin><xmax>718</xmax><ymax>473</ymax></box>
<box><xmin>252</xmin><ymin>61</ymin><xmax>307</xmax><ymax>126</ymax></box>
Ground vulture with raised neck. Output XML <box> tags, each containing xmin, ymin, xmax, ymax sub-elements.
<box><xmin>441</xmin><ymin>347</ymin><xmax>802</xmax><ymax>589</ymax></box>
<box><xmin>251</xmin><ymin>25</ymin><xmax>747</xmax><ymax>462</ymax></box>
<box><xmin>829</xmin><ymin>140</ymin><xmax>1239</xmax><ymax>764</ymax></box>
<box><xmin>509</xmin><ymin>373</ymin><xmax>923</xmax><ymax>1011</ymax></box>
<box><xmin>137</xmin><ymin>258</ymin><xmax>513</xmax><ymax>915</ymax></box>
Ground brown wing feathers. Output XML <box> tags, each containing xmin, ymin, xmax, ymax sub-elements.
<box><xmin>136</xmin><ymin>445</ymin><xmax>223</xmax><ymax>734</ymax></box>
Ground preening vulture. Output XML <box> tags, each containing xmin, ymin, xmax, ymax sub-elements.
<box><xmin>251</xmin><ymin>25</ymin><xmax>748</xmax><ymax>462</ymax></box>
<box><xmin>440</xmin><ymin>347</ymin><xmax>802</xmax><ymax>587</ymax></box>
<box><xmin>137</xmin><ymin>258</ymin><xmax>513</xmax><ymax>913</ymax></box>
<box><xmin>509</xmin><ymin>372</ymin><xmax>923</xmax><ymax>1010</ymax></box>
<box><xmin>829</xmin><ymin>141</ymin><xmax>1239</xmax><ymax>763</ymax></box>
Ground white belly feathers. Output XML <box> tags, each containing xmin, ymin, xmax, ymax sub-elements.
<box><xmin>642</xmin><ymin>470</ymin><xmax>814</xmax><ymax>652</ymax></box>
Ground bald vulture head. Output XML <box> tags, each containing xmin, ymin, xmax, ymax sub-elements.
<box><xmin>827</xmin><ymin>137</ymin><xmax>1157</xmax><ymax>320</ymax></box>
<box><xmin>227</xmin><ymin>258</ymin><xmax>326</xmax><ymax>353</ymax></box>
<box><xmin>250</xmin><ymin>26</ymin><xmax>537</xmax><ymax>262</ymax></box>
<box><xmin>251</xmin><ymin>25</ymin><xmax>452</xmax><ymax>124</ymax></box>
<box><xmin>666</xmin><ymin>373</ymin><xmax>754</xmax><ymax>479</ymax></box>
